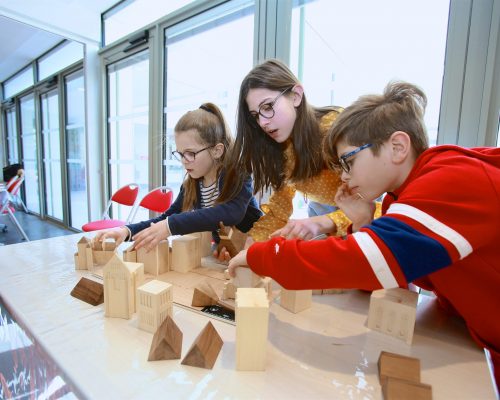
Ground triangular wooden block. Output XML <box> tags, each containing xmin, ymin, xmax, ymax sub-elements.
<box><xmin>192</xmin><ymin>281</ymin><xmax>219</xmax><ymax>307</ymax></box>
<box><xmin>148</xmin><ymin>316</ymin><xmax>183</xmax><ymax>361</ymax></box>
<box><xmin>70</xmin><ymin>277</ymin><xmax>104</xmax><ymax>306</ymax></box>
<box><xmin>181</xmin><ymin>321</ymin><xmax>223</xmax><ymax>369</ymax></box>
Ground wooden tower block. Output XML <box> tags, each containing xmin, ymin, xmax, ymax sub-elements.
<box><xmin>75</xmin><ymin>236</ymin><xmax>91</xmax><ymax>269</ymax></box>
<box><xmin>236</xmin><ymin>288</ymin><xmax>269</xmax><ymax>371</ymax></box>
<box><xmin>85</xmin><ymin>246</ymin><xmax>94</xmax><ymax>270</ymax></box>
<box><xmin>280</xmin><ymin>289</ymin><xmax>312</xmax><ymax>313</ymax></box>
<box><xmin>70</xmin><ymin>277</ymin><xmax>104</xmax><ymax>306</ymax></box>
<box><xmin>378</xmin><ymin>351</ymin><xmax>421</xmax><ymax>385</ymax></box>
<box><xmin>368</xmin><ymin>288</ymin><xmax>418</xmax><ymax>344</ymax></box>
<box><xmin>256</xmin><ymin>277</ymin><xmax>273</xmax><ymax>300</ymax></box>
<box><xmin>217</xmin><ymin>225</ymin><xmax>247</xmax><ymax>257</ymax></box>
<box><xmin>190</xmin><ymin>231</ymin><xmax>213</xmax><ymax>257</ymax></box>
<box><xmin>382</xmin><ymin>377</ymin><xmax>432</xmax><ymax>400</ymax></box>
<box><xmin>171</xmin><ymin>235</ymin><xmax>201</xmax><ymax>273</ymax></box>
<box><xmin>181</xmin><ymin>321</ymin><xmax>223</xmax><ymax>369</ymax></box>
<box><xmin>103</xmin><ymin>254</ymin><xmax>143</xmax><ymax>319</ymax></box>
<box><xmin>148</xmin><ymin>315</ymin><xmax>183</xmax><ymax>361</ymax></box>
<box><xmin>192</xmin><ymin>281</ymin><xmax>219</xmax><ymax>307</ymax></box>
<box><xmin>102</xmin><ymin>239</ymin><xmax>117</xmax><ymax>251</ymax></box>
<box><xmin>136</xmin><ymin>240</ymin><xmax>169</xmax><ymax>276</ymax></box>
<box><xmin>137</xmin><ymin>280</ymin><xmax>173</xmax><ymax>333</ymax></box>
<box><xmin>93</xmin><ymin>249</ymin><xmax>115</xmax><ymax>266</ymax></box>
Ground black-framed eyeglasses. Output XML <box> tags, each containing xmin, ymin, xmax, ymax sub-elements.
<box><xmin>249</xmin><ymin>86</ymin><xmax>293</xmax><ymax>123</ymax></box>
<box><xmin>335</xmin><ymin>143</ymin><xmax>373</xmax><ymax>174</ymax></box>
<box><xmin>171</xmin><ymin>145</ymin><xmax>214</xmax><ymax>162</ymax></box>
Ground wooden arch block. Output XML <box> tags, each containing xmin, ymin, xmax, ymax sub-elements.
<box><xmin>148</xmin><ymin>315</ymin><xmax>183</xmax><ymax>361</ymax></box>
<box><xmin>181</xmin><ymin>321</ymin><xmax>223</xmax><ymax>369</ymax></box>
<box><xmin>191</xmin><ymin>281</ymin><xmax>219</xmax><ymax>307</ymax></box>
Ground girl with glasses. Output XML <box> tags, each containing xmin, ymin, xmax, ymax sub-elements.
<box><xmin>219</xmin><ymin>59</ymin><xmax>372</xmax><ymax>245</ymax></box>
<box><xmin>94</xmin><ymin>102</ymin><xmax>262</xmax><ymax>252</ymax></box>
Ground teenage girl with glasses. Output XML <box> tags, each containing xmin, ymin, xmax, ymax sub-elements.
<box><xmin>94</xmin><ymin>102</ymin><xmax>262</xmax><ymax>251</ymax></box>
<box><xmin>219</xmin><ymin>59</ymin><xmax>377</xmax><ymax>246</ymax></box>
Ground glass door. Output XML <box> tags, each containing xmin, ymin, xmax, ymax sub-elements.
<box><xmin>40</xmin><ymin>89</ymin><xmax>64</xmax><ymax>221</ymax></box>
<box><xmin>20</xmin><ymin>93</ymin><xmax>40</xmax><ymax>214</ymax></box>
<box><xmin>64</xmin><ymin>70</ymin><xmax>88</xmax><ymax>229</ymax></box>
<box><xmin>5</xmin><ymin>107</ymin><xmax>19</xmax><ymax>165</ymax></box>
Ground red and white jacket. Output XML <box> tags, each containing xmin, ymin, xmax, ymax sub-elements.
<box><xmin>248</xmin><ymin>145</ymin><xmax>500</xmax><ymax>369</ymax></box>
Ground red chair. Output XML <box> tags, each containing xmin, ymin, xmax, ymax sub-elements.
<box><xmin>82</xmin><ymin>183</ymin><xmax>139</xmax><ymax>232</ymax></box>
<box><xmin>1</xmin><ymin>181</ymin><xmax>29</xmax><ymax>241</ymax></box>
<box><xmin>131</xmin><ymin>186</ymin><xmax>173</xmax><ymax>221</ymax></box>
<box><xmin>6</xmin><ymin>175</ymin><xmax>28</xmax><ymax>213</ymax></box>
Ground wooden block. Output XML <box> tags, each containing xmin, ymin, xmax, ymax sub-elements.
<box><xmin>280</xmin><ymin>289</ymin><xmax>312</xmax><ymax>313</ymax></box>
<box><xmin>171</xmin><ymin>235</ymin><xmax>201</xmax><ymax>273</ymax></box>
<box><xmin>136</xmin><ymin>240</ymin><xmax>170</xmax><ymax>276</ymax></box>
<box><xmin>368</xmin><ymin>288</ymin><xmax>418</xmax><ymax>344</ymax></box>
<box><xmin>222</xmin><ymin>281</ymin><xmax>237</xmax><ymax>300</ymax></box>
<box><xmin>137</xmin><ymin>280</ymin><xmax>173</xmax><ymax>333</ymax></box>
<box><xmin>85</xmin><ymin>246</ymin><xmax>94</xmax><ymax>270</ymax></box>
<box><xmin>382</xmin><ymin>377</ymin><xmax>432</xmax><ymax>400</ymax></box>
<box><xmin>312</xmin><ymin>289</ymin><xmax>322</xmax><ymax>295</ymax></box>
<box><xmin>181</xmin><ymin>321</ymin><xmax>223</xmax><ymax>369</ymax></box>
<box><xmin>190</xmin><ymin>231</ymin><xmax>213</xmax><ymax>257</ymax></box>
<box><xmin>223</xmin><ymin>269</ymin><xmax>230</xmax><ymax>280</ymax></box>
<box><xmin>321</xmin><ymin>288</ymin><xmax>345</xmax><ymax>294</ymax></box>
<box><xmin>255</xmin><ymin>277</ymin><xmax>273</xmax><ymax>300</ymax></box>
<box><xmin>236</xmin><ymin>288</ymin><xmax>269</xmax><ymax>371</ymax></box>
<box><xmin>378</xmin><ymin>351</ymin><xmax>421</xmax><ymax>385</ymax></box>
<box><xmin>102</xmin><ymin>239</ymin><xmax>117</xmax><ymax>251</ymax></box>
<box><xmin>217</xmin><ymin>225</ymin><xmax>247</xmax><ymax>257</ymax></box>
<box><xmin>232</xmin><ymin>267</ymin><xmax>261</xmax><ymax>288</ymax></box>
<box><xmin>93</xmin><ymin>249</ymin><xmax>115</xmax><ymax>266</ymax></box>
<box><xmin>123</xmin><ymin>245</ymin><xmax>137</xmax><ymax>262</ymax></box>
<box><xmin>76</xmin><ymin>236</ymin><xmax>91</xmax><ymax>269</ymax></box>
<box><xmin>70</xmin><ymin>277</ymin><xmax>104</xmax><ymax>306</ymax></box>
<box><xmin>192</xmin><ymin>281</ymin><xmax>219</xmax><ymax>307</ymax></box>
<box><xmin>148</xmin><ymin>316</ymin><xmax>183</xmax><ymax>361</ymax></box>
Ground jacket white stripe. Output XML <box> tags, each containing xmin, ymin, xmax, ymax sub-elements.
<box><xmin>353</xmin><ymin>231</ymin><xmax>399</xmax><ymax>288</ymax></box>
<box><xmin>387</xmin><ymin>203</ymin><xmax>472</xmax><ymax>259</ymax></box>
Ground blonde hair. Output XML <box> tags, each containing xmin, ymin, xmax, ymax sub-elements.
<box><xmin>324</xmin><ymin>81</ymin><xmax>429</xmax><ymax>167</ymax></box>
<box><xmin>175</xmin><ymin>103</ymin><xmax>233</xmax><ymax>211</ymax></box>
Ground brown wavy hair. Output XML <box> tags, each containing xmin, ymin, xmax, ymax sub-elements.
<box><xmin>218</xmin><ymin>59</ymin><xmax>340</xmax><ymax>202</ymax></box>
<box><xmin>323</xmin><ymin>81</ymin><xmax>429</xmax><ymax>169</ymax></box>
<box><xmin>175</xmin><ymin>102</ymin><xmax>233</xmax><ymax>211</ymax></box>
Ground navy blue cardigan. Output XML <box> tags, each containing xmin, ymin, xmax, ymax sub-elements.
<box><xmin>126</xmin><ymin>174</ymin><xmax>262</xmax><ymax>241</ymax></box>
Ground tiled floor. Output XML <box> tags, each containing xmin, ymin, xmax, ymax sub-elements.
<box><xmin>0</xmin><ymin>211</ymin><xmax>75</xmax><ymax>246</ymax></box>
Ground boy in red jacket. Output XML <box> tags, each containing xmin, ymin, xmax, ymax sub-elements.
<box><xmin>228</xmin><ymin>81</ymin><xmax>500</xmax><ymax>388</ymax></box>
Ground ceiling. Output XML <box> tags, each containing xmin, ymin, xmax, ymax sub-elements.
<box><xmin>0</xmin><ymin>0</ymin><xmax>119</xmax><ymax>83</ymax></box>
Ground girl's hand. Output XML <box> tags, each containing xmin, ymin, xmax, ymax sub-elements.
<box><xmin>227</xmin><ymin>249</ymin><xmax>249</xmax><ymax>277</ymax></box>
<box><xmin>270</xmin><ymin>215</ymin><xmax>334</xmax><ymax>240</ymax></box>
<box><xmin>132</xmin><ymin>221</ymin><xmax>170</xmax><ymax>252</ymax></box>
<box><xmin>93</xmin><ymin>227</ymin><xmax>128</xmax><ymax>249</ymax></box>
<box><xmin>334</xmin><ymin>183</ymin><xmax>375</xmax><ymax>232</ymax></box>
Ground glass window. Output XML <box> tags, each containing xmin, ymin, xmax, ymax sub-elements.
<box><xmin>64</xmin><ymin>69</ymin><xmax>88</xmax><ymax>229</ymax></box>
<box><xmin>38</xmin><ymin>41</ymin><xmax>84</xmax><ymax>81</ymax></box>
<box><xmin>103</xmin><ymin>0</ymin><xmax>196</xmax><ymax>46</ymax></box>
<box><xmin>5</xmin><ymin>108</ymin><xmax>19</xmax><ymax>164</ymax></box>
<box><xmin>163</xmin><ymin>0</ymin><xmax>254</xmax><ymax>199</ymax></box>
<box><xmin>20</xmin><ymin>93</ymin><xmax>40</xmax><ymax>214</ymax></box>
<box><xmin>290</xmin><ymin>0</ymin><xmax>449</xmax><ymax>146</ymax></box>
<box><xmin>41</xmin><ymin>89</ymin><xmax>63</xmax><ymax>221</ymax></box>
<box><xmin>107</xmin><ymin>50</ymin><xmax>149</xmax><ymax>221</ymax></box>
<box><xmin>4</xmin><ymin>67</ymin><xmax>34</xmax><ymax>99</ymax></box>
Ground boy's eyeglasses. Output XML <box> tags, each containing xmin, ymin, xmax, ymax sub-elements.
<box><xmin>171</xmin><ymin>145</ymin><xmax>214</xmax><ymax>162</ymax></box>
<box><xmin>249</xmin><ymin>86</ymin><xmax>293</xmax><ymax>123</ymax></box>
<box><xmin>335</xmin><ymin>143</ymin><xmax>373</xmax><ymax>174</ymax></box>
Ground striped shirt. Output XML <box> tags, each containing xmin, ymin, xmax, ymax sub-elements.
<box><xmin>199</xmin><ymin>180</ymin><xmax>219</xmax><ymax>208</ymax></box>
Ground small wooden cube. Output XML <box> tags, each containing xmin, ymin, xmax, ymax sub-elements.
<box><xmin>378</xmin><ymin>351</ymin><xmax>421</xmax><ymax>385</ymax></box>
<box><xmin>280</xmin><ymin>289</ymin><xmax>312</xmax><ymax>313</ymax></box>
<box><xmin>171</xmin><ymin>235</ymin><xmax>201</xmax><ymax>273</ymax></box>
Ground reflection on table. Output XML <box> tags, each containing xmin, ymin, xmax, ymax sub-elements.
<box><xmin>0</xmin><ymin>233</ymin><xmax>496</xmax><ymax>399</ymax></box>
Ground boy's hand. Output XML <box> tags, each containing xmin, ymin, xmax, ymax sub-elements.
<box><xmin>334</xmin><ymin>184</ymin><xmax>375</xmax><ymax>232</ymax></box>
<box><xmin>132</xmin><ymin>221</ymin><xmax>170</xmax><ymax>252</ymax></box>
<box><xmin>270</xmin><ymin>215</ymin><xmax>334</xmax><ymax>240</ymax></box>
<box><xmin>212</xmin><ymin>247</ymin><xmax>231</xmax><ymax>264</ymax></box>
<box><xmin>227</xmin><ymin>249</ymin><xmax>249</xmax><ymax>277</ymax></box>
<box><xmin>93</xmin><ymin>227</ymin><xmax>128</xmax><ymax>249</ymax></box>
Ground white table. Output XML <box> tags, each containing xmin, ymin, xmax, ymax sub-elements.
<box><xmin>0</xmin><ymin>233</ymin><xmax>496</xmax><ymax>399</ymax></box>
